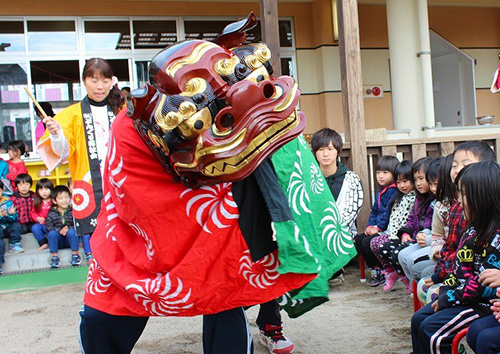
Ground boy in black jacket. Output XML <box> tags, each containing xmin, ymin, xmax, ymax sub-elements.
<box><xmin>46</xmin><ymin>185</ymin><xmax>80</xmax><ymax>268</ymax></box>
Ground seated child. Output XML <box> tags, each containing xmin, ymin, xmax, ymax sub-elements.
<box><xmin>355</xmin><ymin>155</ymin><xmax>399</xmax><ymax>286</ymax></box>
<box><xmin>378</xmin><ymin>157</ymin><xmax>435</xmax><ymax>292</ymax></box>
<box><xmin>30</xmin><ymin>178</ymin><xmax>54</xmax><ymax>250</ymax></box>
<box><xmin>10</xmin><ymin>173</ymin><xmax>34</xmax><ymax>234</ymax></box>
<box><xmin>411</xmin><ymin>161</ymin><xmax>500</xmax><ymax>354</ymax></box>
<box><xmin>397</xmin><ymin>157</ymin><xmax>439</xmax><ymax>282</ymax></box>
<box><xmin>0</xmin><ymin>179</ymin><xmax>23</xmax><ymax>260</ymax></box>
<box><xmin>46</xmin><ymin>185</ymin><xmax>80</xmax><ymax>268</ymax></box>
<box><xmin>419</xmin><ymin>141</ymin><xmax>496</xmax><ymax>300</ymax></box>
<box><xmin>6</xmin><ymin>140</ymin><xmax>28</xmax><ymax>192</ymax></box>
<box><xmin>466</xmin><ymin>269</ymin><xmax>500</xmax><ymax>354</ymax></box>
<box><xmin>369</xmin><ymin>160</ymin><xmax>416</xmax><ymax>292</ymax></box>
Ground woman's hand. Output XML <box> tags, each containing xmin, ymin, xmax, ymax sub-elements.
<box><xmin>480</xmin><ymin>269</ymin><xmax>500</xmax><ymax>288</ymax></box>
<box><xmin>36</xmin><ymin>217</ymin><xmax>45</xmax><ymax>223</ymax></box>
<box><xmin>43</xmin><ymin>117</ymin><xmax>61</xmax><ymax>136</ymax></box>
<box><xmin>60</xmin><ymin>226</ymin><xmax>68</xmax><ymax>236</ymax></box>
<box><xmin>401</xmin><ymin>233</ymin><xmax>411</xmax><ymax>243</ymax></box>
<box><xmin>8</xmin><ymin>206</ymin><xmax>16</xmax><ymax>215</ymax></box>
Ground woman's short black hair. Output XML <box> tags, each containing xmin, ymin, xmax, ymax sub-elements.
<box><xmin>455</xmin><ymin>160</ymin><xmax>500</xmax><ymax>253</ymax></box>
<box><xmin>310</xmin><ymin>128</ymin><xmax>343</xmax><ymax>155</ymax></box>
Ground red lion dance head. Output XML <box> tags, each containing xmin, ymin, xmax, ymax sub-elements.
<box><xmin>127</xmin><ymin>12</ymin><xmax>306</xmax><ymax>188</ymax></box>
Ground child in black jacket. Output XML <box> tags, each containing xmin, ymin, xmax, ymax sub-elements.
<box><xmin>46</xmin><ymin>185</ymin><xmax>80</xmax><ymax>268</ymax></box>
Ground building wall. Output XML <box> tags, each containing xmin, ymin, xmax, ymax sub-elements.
<box><xmin>4</xmin><ymin>1</ymin><xmax>500</xmax><ymax>135</ymax></box>
<box><xmin>296</xmin><ymin>2</ymin><xmax>500</xmax><ymax>134</ymax></box>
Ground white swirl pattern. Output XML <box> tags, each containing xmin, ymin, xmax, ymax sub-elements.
<box><xmin>129</xmin><ymin>223</ymin><xmax>155</xmax><ymax>260</ymax></box>
<box><xmin>277</xmin><ymin>292</ymin><xmax>305</xmax><ymax>308</ymax></box>
<box><xmin>287</xmin><ymin>151</ymin><xmax>312</xmax><ymax>215</ymax></box>
<box><xmin>239</xmin><ymin>250</ymin><xmax>280</xmax><ymax>289</ymax></box>
<box><xmin>86</xmin><ymin>259</ymin><xmax>112</xmax><ymax>295</ymax></box>
<box><xmin>125</xmin><ymin>273</ymin><xmax>193</xmax><ymax>315</ymax></box>
<box><xmin>310</xmin><ymin>162</ymin><xmax>325</xmax><ymax>195</ymax></box>
<box><xmin>180</xmin><ymin>183</ymin><xmax>239</xmax><ymax>234</ymax></box>
<box><xmin>107</xmin><ymin>137</ymin><xmax>127</xmax><ymax>201</ymax></box>
<box><xmin>103</xmin><ymin>192</ymin><xmax>118</xmax><ymax>242</ymax></box>
<box><xmin>320</xmin><ymin>201</ymin><xmax>354</xmax><ymax>255</ymax></box>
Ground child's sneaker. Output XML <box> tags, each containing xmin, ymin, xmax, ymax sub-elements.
<box><xmin>259</xmin><ymin>324</ymin><xmax>294</xmax><ymax>354</ymax></box>
<box><xmin>50</xmin><ymin>256</ymin><xmax>60</xmax><ymax>268</ymax></box>
<box><xmin>369</xmin><ymin>268</ymin><xmax>381</xmax><ymax>287</ymax></box>
<box><xmin>383</xmin><ymin>271</ymin><xmax>399</xmax><ymax>291</ymax></box>
<box><xmin>71</xmin><ymin>254</ymin><xmax>82</xmax><ymax>266</ymax></box>
<box><xmin>85</xmin><ymin>253</ymin><xmax>93</xmax><ymax>263</ymax></box>
<box><xmin>9</xmin><ymin>243</ymin><xmax>24</xmax><ymax>253</ymax></box>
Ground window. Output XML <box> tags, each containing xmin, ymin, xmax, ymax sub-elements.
<box><xmin>27</xmin><ymin>20</ymin><xmax>77</xmax><ymax>51</ymax></box>
<box><xmin>135</xmin><ymin>61</ymin><xmax>149</xmax><ymax>89</ymax></box>
<box><xmin>0</xmin><ymin>21</ymin><xmax>25</xmax><ymax>52</ymax></box>
<box><xmin>184</xmin><ymin>20</ymin><xmax>233</xmax><ymax>42</ymax></box>
<box><xmin>0</xmin><ymin>16</ymin><xmax>296</xmax><ymax>153</ymax></box>
<box><xmin>133</xmin><ymin>20</ymin><xmax>177</xmax><ymax>49</ymax></box>
<box><xmin>0</xmin><ymin>63</ymin><xmax>30</xmax><ymax>150</ymax></box>
<box><xmin>244</xmin><ymin>20</ymin><xmax>294</xmax><ymax>47</ymax></box>
<box><xmin>84</xmin><ymin>20</ymin><xmax>131</xmax><ymax>51</ymax></box>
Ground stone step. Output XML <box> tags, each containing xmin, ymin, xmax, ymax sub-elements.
<box><xmin>3</xmin><ymin>233</ymin><xmax>89</xmax><ymax>274</ymax></box>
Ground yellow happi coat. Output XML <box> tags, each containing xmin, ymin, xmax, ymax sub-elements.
<box><xmin>37</xmin><ymin>102</ymin><xmax>92</xmax><ymax>183</ymax></box>
<box><xmin>37</xmin><ymin>101</ymin><xmax>107</xmax><ymax>235</ymax></box>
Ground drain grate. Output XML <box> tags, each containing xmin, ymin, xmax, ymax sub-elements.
<box><xmin>2</xmin><ymin>265</ymin><xmax>88</xmax><ymax>276</ymax></box>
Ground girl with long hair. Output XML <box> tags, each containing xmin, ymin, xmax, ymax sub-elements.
<box><xmin>412</xmin><ymin>160</ymin><xmax>500</xmax><ymax>354</ymax></box>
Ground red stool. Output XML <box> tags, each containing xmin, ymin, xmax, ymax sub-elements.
<box><xmin>451</xmin><ymin>327</ymin><xmax>469</xmax><ymax>354</ymax></box>
<box><xmin>413</xmin><ymin>280</ymin><xmax>423</xmax><ymax>312</ymax></box>
<box><xmin>359</xmin><ymin>255</ymin><xmax>366</xmax><ymax>282</ymax></box>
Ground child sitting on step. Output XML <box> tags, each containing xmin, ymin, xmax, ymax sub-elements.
<box><xmin>30</xmin><ymin>178</ymin><xmax>54</xmax><ymax>251</ymax></box>
<box><xmin>0</xmin><ymin>179</ymin><xmax>23</xmax><ymax>274</ymax></box>
<box><xmin>10</xmin><ymin>173</ymin><xmax>35</xmax><ymax>234</ymax></box>
<box><xmin>46</xmin><ymin>185</ymin><xmax>80</xmax><ymax>268</ymax></box>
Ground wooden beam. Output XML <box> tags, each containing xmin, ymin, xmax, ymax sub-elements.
<box><xmin>440</xmin><ymin>141</ymin><xmax>454</xmax><ymax>157</ymax></box>
<box><xmin>412</xmin><ymin>143</ymin><xmax>427</xmax><ymax>161</ymax></box>
<box><xmin>381</xmin><ymin>145</ymin><xmax>397</xmax><ymax>157</ymax></box>
<box><xmin>259</xmin><ymin>0</ymin><xmax>282</xmax><ymax>74</ymax></box>
<box><xmin>336</xmin><ymin>0</ymin><xmax>370</xmax><ymax>231</ymax></box>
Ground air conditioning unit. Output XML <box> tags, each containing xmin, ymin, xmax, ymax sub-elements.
<box><xmin>363</xmin><ymin>85</ymin><xmax>383</xmax><ymax>98</ymax></box>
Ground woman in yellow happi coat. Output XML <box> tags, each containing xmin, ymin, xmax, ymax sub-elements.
<box><xmin>37</xmin><ymin>58</ymin><xmax>124</xmax><ymax>237</ymax></box>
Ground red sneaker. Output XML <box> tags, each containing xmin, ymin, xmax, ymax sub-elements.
<box><xmin>259</xmin><ymin>324</ymin><xmax>294</xmax><ymax>354</ymax></box>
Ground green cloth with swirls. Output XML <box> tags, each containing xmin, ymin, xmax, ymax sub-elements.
<box><xmin>271</xmin><ymin>135</ymin><xmax>357</xmax><ymax>318</ymax></box>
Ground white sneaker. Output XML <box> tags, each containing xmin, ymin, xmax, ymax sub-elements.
<box><xmin>259</xmin><ymin>324</ymin><xmax>294</xmax><ymax>354</ymax></box>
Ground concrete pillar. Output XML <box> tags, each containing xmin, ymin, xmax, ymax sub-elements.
<box><xmin>417</xmin><ymin>0</ymin><xmax>436</xmax><ymax>136</ymax></box>
<box><xmin>386</xmin><ymin>0</ymin><xmax>425</xmax><ymax>136</ymax></box>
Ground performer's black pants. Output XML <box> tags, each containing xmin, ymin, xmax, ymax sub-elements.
<box><xmin>79</xmin><ymin>305</ymin><xmax>253</xmax><ymax>354</ymax></box>
<box><xmin>256</xmin><ymin>300</ymin><xmax>282</xmax><ymax>329</ymax></box>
